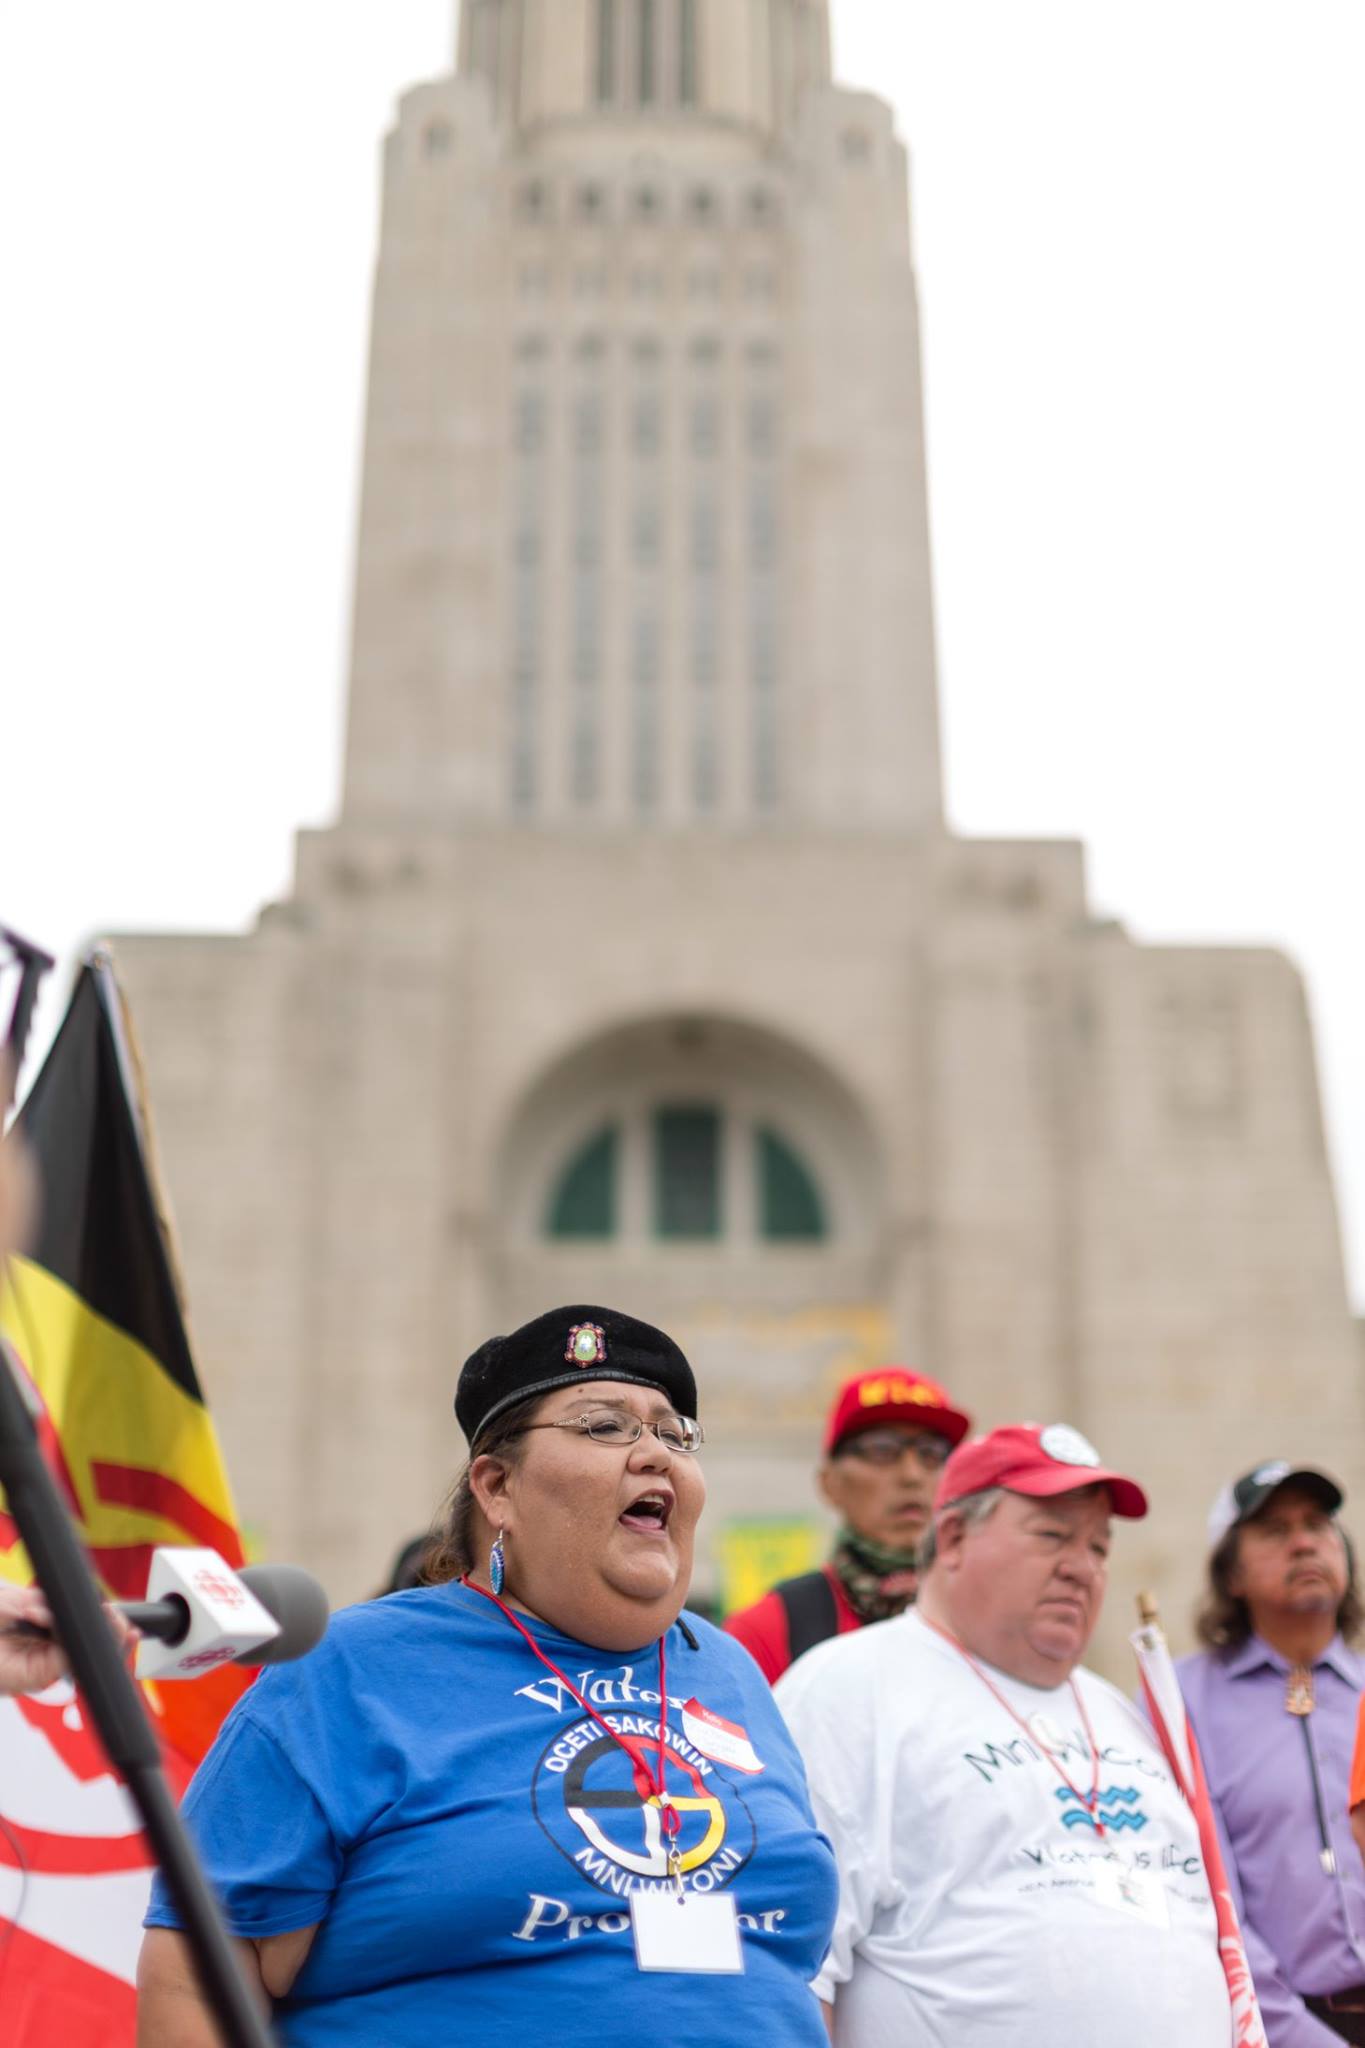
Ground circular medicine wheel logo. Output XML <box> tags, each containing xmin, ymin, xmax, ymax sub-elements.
<box><xmin>532</xmin><ymin>1718</ymin><xmax>756</xmax><ymax>1897</ymax></box>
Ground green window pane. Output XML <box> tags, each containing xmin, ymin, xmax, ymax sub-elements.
<box><xmin>654</xmin><ymin>1106</ymin><xmax>720</xmax><ymax>1239</ymax></box>
<box><xmin>758</xmin><ymin>1127</ymin><xmax>826</xmax><ymax>1241</ymax></box>
<box><xmin>547</xmin><ymin>1126</ymin><xmax>618</xmax><ymax>1239</ymax></box>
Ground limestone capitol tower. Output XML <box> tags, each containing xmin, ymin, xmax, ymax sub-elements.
<box><xmin>116</xmin><ymin>0</ymin><xmax>1361</xmax><ymax>1646</ymax></box>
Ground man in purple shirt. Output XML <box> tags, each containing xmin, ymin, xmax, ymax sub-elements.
<box><xmin>1178</xmin><ymin>1460</ymin><xmax>1365</xmax><ymax>2045</ymax></box>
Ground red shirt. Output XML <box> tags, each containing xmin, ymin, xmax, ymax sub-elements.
<box><xmin>724</xmin><ymin>1567</ymin><xmax>863</xmax><ymax>1685</ymax></box>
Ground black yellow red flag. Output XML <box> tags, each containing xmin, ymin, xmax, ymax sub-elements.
<box><xmin>0</xmin><ymin>956</ymin><xmax>250</xmax><ymax>2042</ymax></box>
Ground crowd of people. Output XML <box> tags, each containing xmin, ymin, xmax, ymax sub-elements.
<box><xmin>5</xmin><ymin>1300</ymin><xmax>1365</xmax><ymax>2045</ymax></box>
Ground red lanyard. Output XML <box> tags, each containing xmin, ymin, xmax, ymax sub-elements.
<box><xmin>921</xmin><ymin>1615</ymin><xmax>1107</xmax><ymax>1838</ymax></box>
<box><xmin>461</xmin><ymin>1577</ymin><xmax>682</xmax><ymax>1853</ymax></box>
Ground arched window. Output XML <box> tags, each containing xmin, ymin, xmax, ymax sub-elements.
<box><xmin>542</xmin><ymin>1106</ymin><xmax>828</xmax><ymax>1245</ymax></box>
<box><xmin>503</xmin><ymin>1017</ymin><xmax>879</xmax><ymax>1272</ymax></box>
<box><xmin>547</xmin><ymin>1126</ymin><xmax>618</xmax><ymax>1238</ymax></box>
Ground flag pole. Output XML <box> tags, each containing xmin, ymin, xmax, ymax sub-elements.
<box><xmin>1132</xmin><ymin>1592</ymin><xmax>1267</xmax><ymax>2048</ymax></box>
<box><xmin>0</xmin><ymin>926</ymin><xmax>55</xmax><ymax>1119</ymax></box>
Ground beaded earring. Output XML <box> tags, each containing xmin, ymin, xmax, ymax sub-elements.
<box><xmin>490</xmin><ymin>1529</ymin><xmax>506</xmax><ymax>1597</ymax></box>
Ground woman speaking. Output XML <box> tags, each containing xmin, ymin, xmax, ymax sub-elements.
<box><xmin>137</xmin><ymin>1305</ymin><xmax>837</xmax><ymax>2044</ymax></box>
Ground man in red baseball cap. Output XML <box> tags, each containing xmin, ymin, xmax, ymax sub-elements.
<box><xmin>777</xmin><ymin>1422</ymin><xmax>1235</xmax><ymax>2046</ymax></box>
<box><xmin>724</xmin><ymin>1367</ymin><xmax>970</xmax><ymax>1683</ymax></box>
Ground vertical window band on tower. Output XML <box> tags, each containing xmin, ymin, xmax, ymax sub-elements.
<box><xmin>570</xmin><ymin>380</ymin><xmax>605</xmax><ymax>804</ymax></box>
<box><xmin>752</xmin><ymin>572</ymin><xmax>779</xmax><ymax>812</ymax></box>
<box><xmin>638</xmin><ymin>0</ymin><xmax>657</xmax><ymax>105</ymax></box>
<box><xmin>747</xmin><ymin>357</ymin><xmax>782</xmax><ymax>813</ymax></box>
<box><xmin>510</xmin><ymin>384</ymin><xmax>547</xmax><ymax>813</ymax></box>
<box><xmin>630</xmin><ymin>341</ymin><xmax>664</xmax><ymax>817</ymax></box>
<box><xmin>691</xmin><ymin>481</ymin><xmax>720</xmax><ymax>813</ymax></box>
<box><xmin>687</xmin><ymin>338</ymin><xmax>723</xmax><ymax>816</ymax></box>
<box><xmin>600</xmin><ymin>0</ymin><xmax>697</xmax><ymax>113</ymax></box>
<box><xmin>679</xmin><ymin>0</ymin><xmax>699</xmax><ymax>106</ymax></box>
<box><xmin>472</xmin><ymin>0</ymin><xmax>502</xmax><ymax>95</ymax></box>
<box><xmin>595</xmin><ymin>0</ymin><xmax>617</xmax><ymax>104</ymax></box>
<box><xmin>631</xmin><ymin>611</ymin><xmax>662</xmax><ymax>813</ymax></box>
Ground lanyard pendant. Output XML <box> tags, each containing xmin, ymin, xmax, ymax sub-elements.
<box><xmin>660</xmin><ymin>1798</ymin><xmax>685</xmax><ymax>1903</ymax></box>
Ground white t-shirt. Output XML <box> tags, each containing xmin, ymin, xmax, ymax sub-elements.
<box><xmin>775</xmin><ymin>1609</ymin><xmax>1231</xmax><ymax>2048</ymax></box>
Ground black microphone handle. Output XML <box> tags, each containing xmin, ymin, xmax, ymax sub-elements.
<box><xmin>0</xmin><ymin>1343</ymin><xmax>275</xmax><ymax>2048</ymax></box>
<box><xmin>7</xmin><ymin>1589</ymin><xmax>238</xmax><ymax>1651</ymax></box>
<box><xmin>118</xmin><ymin>1593</ymin><xmax>191</xmax><ymax>1645</ymax></box>
<box><xmin>7</xmin><ymin>1566</ymin><xmax>328</xmax><ymax>1663</ymax></box>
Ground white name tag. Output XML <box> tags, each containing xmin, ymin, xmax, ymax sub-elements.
<box><xmin>631</xmin><ymin>1888</ymin><xmax>745</xmax><ymax>1973</ymax></box>
<box><xmin>1092</xmin><ymin>1862</ymin><xmax>1170</xmax><ymax>1928</ymax></box>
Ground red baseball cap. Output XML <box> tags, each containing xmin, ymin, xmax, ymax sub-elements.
<box><xmin>934</xmin><ymin>1422</ymin><xmax>1148</xmax><ymax>1519</ymax></box>
<box><xmin>823</xmin><ymin>1369</ymin><xmax>971</xmax><ymax>1458</ymax></box>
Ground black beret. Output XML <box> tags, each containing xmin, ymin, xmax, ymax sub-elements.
<box><xmin>455</xmin><ymin>1303</ymin><xmax>698</xmax><ymax>1449</ymax></box>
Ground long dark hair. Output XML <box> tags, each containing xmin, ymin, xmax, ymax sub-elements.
<box><xmin>1194</xmin><ymin>1524</ymin><xmax>1363</xmax><ymax>1653</ymax></box>
<box><xmin>424</xmin><ymin>1395</ymin><xmax>542</xmax><ymax>1586</ymax></box>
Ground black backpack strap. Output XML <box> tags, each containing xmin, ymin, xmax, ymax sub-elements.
<box><xmin>774</xmin><ymin>1569</ymin><xmax>840</xmax><ymax>1665</ymax></box>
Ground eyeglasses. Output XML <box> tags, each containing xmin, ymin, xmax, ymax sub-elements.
<box><xmin>837</xmin><ymin>1430</ymin><xmax>952</xmax><ymax>1470</ymax></box>
<box><xmin>520</xmin><ymin>1411</ymin><xmax>705</xmax><ymax>1455</ymax></box>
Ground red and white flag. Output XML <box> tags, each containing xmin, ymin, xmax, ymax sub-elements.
<box><xmin>0</xmin><ymin>1680</ymin><xmax>193</xmax><ymax>2044</ymax></box>
<box><xmin>0</xmin><ymin>963</ymin><xmax>252</xmax><ymax>2043</ymax></box>
<box><xmin>1132</xmin><ymin>1606</ymin><xmax>1267</xmax><ymax>2048</ymax></box>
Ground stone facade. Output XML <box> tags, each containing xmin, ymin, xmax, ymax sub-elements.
<box><xmin>113</xmin><ymin>1</ymin><xmax>1361</xmax><ymax>1664</ymax></box>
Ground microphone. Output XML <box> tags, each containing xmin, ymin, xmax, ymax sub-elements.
<box><xmin>227</xmin><ymin>1564</ymin><xmax>330</xmax><ymax>1666</ymax></box>
<box><xmin>4</xmin><ymin>1548</ymin><xmax>330</xmax><ymax>1680</ymax></box>
<box><xmin>127</xmin><ymin>1554</ymin><xmax>331</xmax><ymax>1678</ymax></box>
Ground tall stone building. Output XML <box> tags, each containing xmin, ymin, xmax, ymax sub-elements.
<box><xmin>115</xmin><ymin>0</ymin><xmax>1361</xmax><ymax>1657</ymax></box>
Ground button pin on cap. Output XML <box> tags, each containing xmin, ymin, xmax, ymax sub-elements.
<box><xmin>1039</xmin><ymin>1424</ymin><xmax>1102</xmax><ymax>1469</ymax></box>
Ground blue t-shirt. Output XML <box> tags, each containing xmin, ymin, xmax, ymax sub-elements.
<box><xmin>147</xmin><ymin>1583</ymin><xmax>837</xmax><ymax>2045</ymax></box>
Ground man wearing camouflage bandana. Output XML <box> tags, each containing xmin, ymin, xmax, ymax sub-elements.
<box><xmin>725</xmin><ymin>1368</ymin><xmax>970</xmax><ymax>1683</ymax></box>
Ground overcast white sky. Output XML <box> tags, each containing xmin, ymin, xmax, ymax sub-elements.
<box><xmin>1</xmin><ymin>3</ymin><xmax>1362</xmax><ymax>1304</ymax></box>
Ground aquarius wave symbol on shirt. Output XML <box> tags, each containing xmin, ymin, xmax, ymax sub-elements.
<box><xmin>1055</xmin><ymin>1784</ymin><xmax>1149</xmax><ymax>1832</ymax></box>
